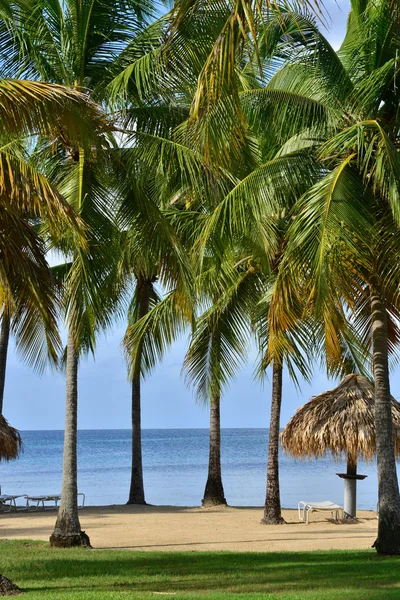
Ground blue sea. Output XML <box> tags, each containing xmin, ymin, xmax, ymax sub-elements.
<box><xmin>0</xmin><ymin>429</ymin><xmax>381</xmax><ymax>509</ymax></box>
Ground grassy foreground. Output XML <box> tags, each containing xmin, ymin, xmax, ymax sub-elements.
<box><xmin>0</xmin><ymin>540</ymin><xmax>399</xmax><ymax>599</ymax></box>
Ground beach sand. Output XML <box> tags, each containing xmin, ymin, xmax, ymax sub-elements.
<box><xmin>0</xmin><ymin>504</ymin><xmax>378</xmax><ymax>552</ymax></box>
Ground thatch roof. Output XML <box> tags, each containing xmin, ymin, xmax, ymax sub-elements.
<box><xmin>280</xmin><ymin>374</ymin><xmax>400</xmax><ymax>467</ymax></box>
<box><xmin>0</xmin><ymin>414</ymin><xmax>21</xmax><ymax>461</ymax></box>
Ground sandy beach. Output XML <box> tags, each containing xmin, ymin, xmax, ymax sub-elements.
<box><xmin>0</xmin><ymin>504</ymin><xmax>378</xmax><ymax>552</ymax></box>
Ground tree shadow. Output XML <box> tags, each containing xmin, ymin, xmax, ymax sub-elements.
<box><xmin>3</xmin><ymin>545</ymin><xmax>400</xmax><ymax>598</ymax></box>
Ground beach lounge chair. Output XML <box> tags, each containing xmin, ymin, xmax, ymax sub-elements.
<box><xmin>26</xmin><ymin>493</ymin><xmax>85</xmax><ymax>511</ymax></box>
<box><xmin>298</xmin><ymin>500</ymin><xmax>343</xmax><ymax>524</ymax></box>
<box><xmin>0</xmin><ymin>494</ymin><xmax>27</xmax><ymax>512</ymax></box>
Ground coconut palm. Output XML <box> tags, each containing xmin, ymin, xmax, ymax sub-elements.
<box><xmin>0</xmin><ymin>0</ymin><xmax>154</xmax><ymax>547</ymax></box>
<box><xmin>220</xmin><ymin>0</ymin><xmax>400</xmax><ymax>552</ymax></box>
<box><xmin>285</xmin><ymin>4</ymin><xmax>400</xmax><ymax>554</ymax></box>
<box><xmin>117</xmin><ymin>165</ymin><xmax>193</xmax><ymax>505</ymax></box>
<box><xmin>255</xmin><ymin>267</ymin><xmax>312</xmax><ymax>524</ymax></box>
<box><xmin>183</xmin><ymin>257</ymin><xmax>262</xmax><ymax>506</ymax></box>
<box><xmin>49</xmin><ymin>175</ymin><xmax>122</xmax><ymax>548</ymax></box>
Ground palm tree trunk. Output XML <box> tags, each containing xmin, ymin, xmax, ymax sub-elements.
<box><xmin>0</xmin><ymin>315</ymin><xmax>19</xmax><ymax>589</ymax></box>
<box><xmin>262</xmin><ymin>361</ymin><xmax>285</xmax><ymax>524</ymax></box>
<box><xmin>0</xmin><ymin>313</ymin><xmax>10</xmax><ymax>416</ymax></box>
<box><xmin>370</xmin><ymin>284</ymin><xmax>400</xmax><ymax>554</ymax></box>
<box><xmin>202</xmin><ymin>393</ymin><xmax>227</xmax><ymax>506</ymax></box>
<box><xmin>127</xmin><ymin>277</ymin><xmax>151</xmax><ymax>505</ymax></box>
<box><xmin>202</xmin><ymin>331</ymin><xmax>226</xmax><ymax>507</ymax></box>
<box><xmin>127</xmin><ymin>373</ymin><xmax>146</xmax><ymax>504</ymax></box>
<box><xmin>50</xmin><ymin>327</ymin><xmax>90</xmax><ymax>548</ymax></box>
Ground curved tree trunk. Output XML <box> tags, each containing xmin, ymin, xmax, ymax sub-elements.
<box><xmin>0</xmin><ymin>574</ymin><xmax>20</xmax><ymax>596</ymax></box>
<box><xmin>0</xmin><ymin>313</ymin><xmax>11</xmax><ymax>416</ymax></box>
<box><xmin>127</xmin><ymin>277</ymin><xmax>151</xmax><ymax>505</ymax></box>
<box><xmin>262</xmin><ymin>361</ymin><xmax>285</xmax><ymax>524</ymax></box>
<box><xmin>50</xmin><ymin>327</ymin><xmax>90</xmax><ymax>548</ymax></box>
<box><xmin>370</xmin><ymin>285</ymin><xmax>400</xmax><ymax>554</ymax></box>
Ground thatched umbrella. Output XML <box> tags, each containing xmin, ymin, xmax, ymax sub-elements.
<box><xmin>0</xmin><ymin>414</ymin><xmax>22</xmax><ymax>463</ymax></box>
<box><xmin>280</xmin><ymin>374</ymin><xmax>400</xmax><ymax>518</ymax></box>
<box><xmin>0</xmin><ymin>415</ymin><xmax>21</xmax><ymax>596</ymax></box>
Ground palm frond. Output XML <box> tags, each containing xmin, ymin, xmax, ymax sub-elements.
<box><xmin>183</xmin><ymin>266</ymin><xmax>258</xmax><ymax>402</ymax></box>
<box><xmin>124</xmin><ymin>289</ymin><xmax>191</xmax><ymax>378</ymax></box>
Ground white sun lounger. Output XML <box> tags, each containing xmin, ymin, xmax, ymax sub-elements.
<box><xmin>26</xmin><ymin>493</ymin><xmax>85</xmax><ymax>511</ymax></box>
<box><xmin>0</xmin><ymin>494</ymin><xmax>28</xmax><ymax>512</ymax></box>
<box><xmin>298</xmin><ymin>500</ymin><xmax>343</xmax><ymax>524</ymax></box>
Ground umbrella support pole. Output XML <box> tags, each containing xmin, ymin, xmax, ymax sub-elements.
<box><xmin>343</xmin><ymin>461</ymin><xmax>357</xmax><ymax>518</ymax></box>
<box><xmin>337</xmin><ymin>459</ymin><xmax>368</xmax><ymax>519</ymax></box>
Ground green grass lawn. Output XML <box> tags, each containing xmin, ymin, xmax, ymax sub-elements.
<box><xmin>1</xmin><ymin>540</ymin><xmax>399</xmax><ymax>599</ymax></box>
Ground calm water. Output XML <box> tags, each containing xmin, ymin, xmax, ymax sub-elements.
<box><xmin>0</xmin><ymin>429</ymin><xmax>382</xmax><ymax>509</ymax></box>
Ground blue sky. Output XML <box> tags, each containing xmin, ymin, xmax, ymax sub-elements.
<box><xmin>4</xmin><ymin>0</ymin><xmax>362</xmax><ymax>432</ymax></box>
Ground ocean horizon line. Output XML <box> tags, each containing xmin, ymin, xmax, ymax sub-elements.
<box><xmin>18</xmin><ymin>426</ymin><xmax>271</xmax><ymax>433</ymax></box>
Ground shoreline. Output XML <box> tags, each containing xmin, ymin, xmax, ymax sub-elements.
<box><xmin>0</xmin><ymin>504</ymin><xmax>378</xmax><ymax>553</ymax></box>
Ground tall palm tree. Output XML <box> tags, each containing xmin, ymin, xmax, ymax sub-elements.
<box><xmin>47</xmin><ymin>148</ymin><xmax>124</xmax><ymax>547</ymax></box>
<box><xmin>0</xmin><ymin>0</ymin><xmax>153</xmax><ymax>547</ymax></box>
<box><xmin>183</xmin><ymin>259</ymin><xmax>259</xmax><ymax>506</ymax></box>
<box><xmin>117</xmin><ymin>156</ymin><xmax>194</xmax><ymax>504</ymax></box>
<box><xmin>0</xmin><ymin>77</ymin><xmax>105</xmax><ymax>557</ymax></box>
<box><xmin>254</xmin><ymin>240</ymin><xmax>312</xmax><ymax>524</ymax></box>
<box><xmin>207</xmin><ymin>0</ymin><xmax>400</xmax><ymax>552</ymax></box>
<box><xmin>280</xmin><ymin>0</ymin><xmax>400</xmax><ymax>553</ymax></box>
<box><xmin>120</xmin><ymin>220</ymin><xmax>188</xmax><ymax>507</ymax></box>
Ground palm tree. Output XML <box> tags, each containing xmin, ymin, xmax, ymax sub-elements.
<box><xmin>47</xmin><ymin>150</ymin><xmax>124</xmax><ymax>547</ymax></box>
<box><xmin>254</xmin><ymin>242</ymin><xmax>312</xmax><ymax>525</ymax></box>
<box><xmin>183</xmin><ymin>259</ymin><xmax>259</xmax><ymax>506</ymax></box>
<box><xmin>0</xmin><ymin>0</ymin><xmax>153</xmax><ymax>547</ymax></box>
<box><xmin>117</xmin><ymin>160</ymin><xmax>194</xmax><ymax>504</ymax></box>
<box><xmin>230</xmin><ymin>0</ymin><xmax>400</xmax><ymax>552</ymax></box>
